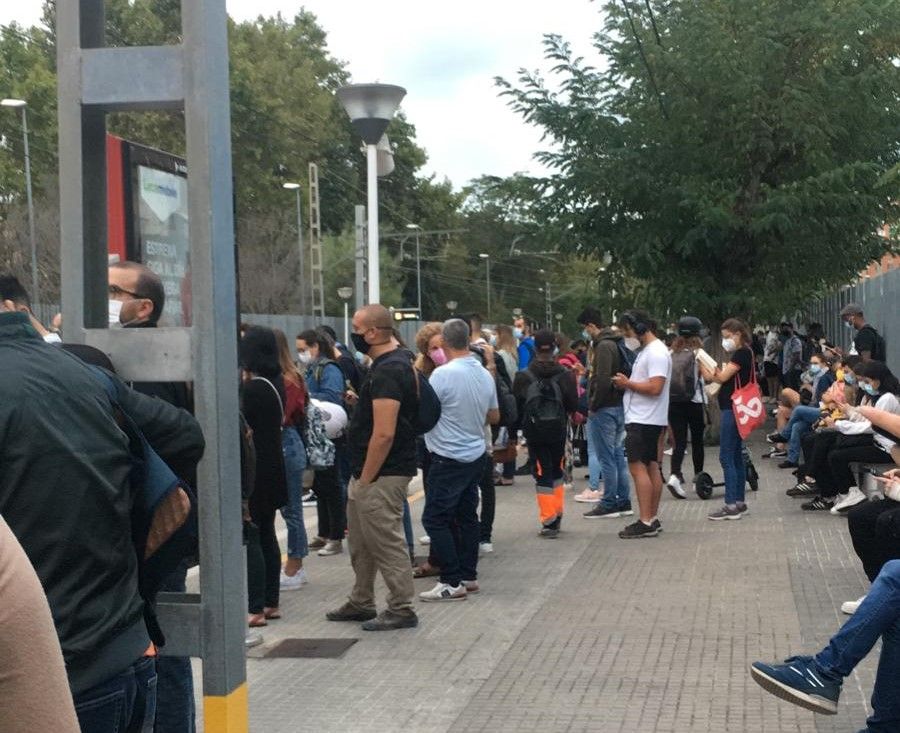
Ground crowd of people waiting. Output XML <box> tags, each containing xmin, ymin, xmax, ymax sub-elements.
<box><xmin>3</xmin><ymin>258</ymin><xmax>900</xmax><ymax>732</ymax></box>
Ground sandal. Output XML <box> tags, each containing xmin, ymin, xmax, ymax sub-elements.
<box><xmin>413</xmin><ymin>562</ymin><xmax>441</xmax><ymax>579</ymax></box>
<box><xmin>248</xmin><ymin>613</ymin><xmax>267</xmax><ymax>628</ymax></box>
<box><xmin>264</xmin><ymin>607</ymin><xmax>281</xmax><ymax>620</ymax></box>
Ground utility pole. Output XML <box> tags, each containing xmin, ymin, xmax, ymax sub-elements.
<box><xmin>354</xmin><ymin>205</ymin><xmax>367</xmax><ymax>310</ymax></box>
<box><xmin>308</xmin><ymin>163</ymin><xmax>324</xmax><ymax>318</ymax></box>
<box><xmin>545</xmin><ymin>281</ymin><xmax>552</xmax><ymax>328</ymax></box>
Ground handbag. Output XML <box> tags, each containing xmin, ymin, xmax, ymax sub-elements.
<box><xmin>731</xmin><ymin>354</ymin><xmax>766</xmax><ymax>440</ymax></box>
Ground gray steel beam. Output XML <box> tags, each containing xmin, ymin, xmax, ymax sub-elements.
<box><xmin>82</xmin><ymin>327</ymin><xmax>193</xmax><ymax>382</ymax></box>
<box><xmin>182</xmin><ymin>0</ymin><xmax>247</xmax><ymax>710</ymax></box>
<box><xmin>82</xmin><ymin>46</ymin><xmax>185</xmax><ymax>111</ymax></box>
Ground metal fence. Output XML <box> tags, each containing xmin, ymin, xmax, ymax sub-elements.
<box><xmin>806</xmin><ymin>267</ymin><xmax>900</xmax><ymax>366</ymax></box>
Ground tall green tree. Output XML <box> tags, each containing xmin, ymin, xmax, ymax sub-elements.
<box><xmin>499</xmin><ymin>0</ymin><xmax>900</xmax><ymax>325</ymax></box>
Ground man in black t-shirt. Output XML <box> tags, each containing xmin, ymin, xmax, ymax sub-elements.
<box><xmin>326</xmin><ymin>304</ymin><xmax>419</xmax><ymax>631</ymax></box>
<box><xmin>840</xmin><ymin>303</ymin><xmax>885</xmax><ymax>363</ymax></box>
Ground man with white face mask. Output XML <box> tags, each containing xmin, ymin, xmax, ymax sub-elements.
<box><xmin>108</xmin><ymin>261</ymin><xmax>164</xmax><ymax>328</ymax></box>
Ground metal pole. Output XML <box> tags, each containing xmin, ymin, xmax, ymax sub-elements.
<box><xmin>545</xmin><ymin>281</ymin><xmax>551</xmax><ymax>328</ymax></box>
<box><xmin>415</xmin><ymin>228</ymin><xmax>422</xmax><ymax>315</ymax></box>
<box><xmin>485</xmin><ymin>256</ymin><xmax>491</xmax><ymax>321</ymax></box>
<box><xmin>354</xmin><ymin>205</ymin><xmax>366</xmax><ymax>309</ymax></box>
<box><xmin>20</xmin><ymin>107</ymin><xmax>38</xmax><ymax>305</ymax></box>
<box><xmin>366</xmin><ymin>144</ymin><xmax>380</xmax><ymax>304</ymax></box>
<box><xmin>343</xmin><ymin>300</ymin><xmax>349</xmax><ymax>345</ymax></box>
<box><xmin>293</xmin><ymin>188</ymin><xmax>305</xmax><ymax>314</ymax></box>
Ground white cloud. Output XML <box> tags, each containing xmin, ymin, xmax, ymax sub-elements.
<box><xmin>3</xmin><ymin>0</ymin><xmax>606</xmax><ymax>188</ymax></box>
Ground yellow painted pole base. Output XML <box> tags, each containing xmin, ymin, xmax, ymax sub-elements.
<box><xmin>204</xmin><ymin>683</ymin><xmax>248</xmax><ymax>733</ymax></box>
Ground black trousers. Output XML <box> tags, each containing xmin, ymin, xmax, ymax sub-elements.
<box><xmin>479</xmin><ymin>452</ymin><xmax>496</xmax><ymax>543</ymax></box>
<box><xmin>668</xmin><ymin>401</ymin><xmax>705</xmax><ymax>479</ymax></box>
<box><xmin>849</xmin><ymin>499</ymin><xmax>900</xmax><ymax>582</ymax></box>
<box><xmin>824</xmin><ymin>438</ymin><xmax>889</xmax><ymax>496</ymax></box>
<box><xmin>246</xmin><ymin>506</ymin><xmax>280</xmax><ymax>612</ymax></box>
<box><xmin>314</xmin><ymin>464</ymin><xmax>345</xmax><ymax>540</ymax></box>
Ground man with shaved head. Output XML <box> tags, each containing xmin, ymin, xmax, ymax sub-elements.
<box><xmin>326</xmin><ymin>304</ymin><xmax>420</xmax><ymax>630</ymax></box>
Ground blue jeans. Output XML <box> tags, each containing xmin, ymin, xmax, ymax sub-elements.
<box><xmin>783</xmin><ymin>405</ymin><xmax>820</xmax><ymax>463</ymax></box>
<box><xmin>720</xmin><ymin>409</ymin><xmax>746</xmax><ymax>505</ymax></box>
<box><xmin>280</xmin><ymin>426</ymin><xmax>309</xmax><ymax>559</ymax></box>
<box><xmin>423</xmin><ymin>454</ymin><xmax>484</xmax><ymax>587</ymax></box>
<box><xmin>402</xmin><ymin>498</ymin><xmax>414</xmax><ymax>555</ymax></box>
<box><xmin>155</xmin><ymin>563</ymin><xmax>195</xmax><ymax>733</ymax></box>
<box><xmin>814</xmin><ymin>559</ymin><xmax>900</xmax><ymax>732</ymax></box>
<box><xmin>74</xmin><ymin>656</ymin><xmax>157</xmax><ymax>733</ymax></box>
<box><xmin>589</xmin><ymin>407</ymin><xmax>630</xmax><ymax>509</ymax></box>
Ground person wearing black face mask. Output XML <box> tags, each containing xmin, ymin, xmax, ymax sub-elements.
<box><xmin>326</xmin><ymin>305</ymin><xmax>420</xmax><ymax>631</ymax></box>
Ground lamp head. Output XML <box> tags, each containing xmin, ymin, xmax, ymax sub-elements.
<box><xmin>1</xmin><ymin>98</ymin><xmax>27</xmax><ymax>108</ymax></box>
<box><xmin>337</xmin><ymin>287</ymin><xmax>353</xmax><ymax>300</ymax></box>
<box><xmin>282</xmin><ymin>182</ymin><xmax>300</xmax><ymax>190</ymax></box>
<box><xmin>336</xmin><ymin>83</ymin><xmax>406</xmax><ymax>145</ymax></box>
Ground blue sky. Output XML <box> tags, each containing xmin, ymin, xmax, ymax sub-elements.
<box><xmin>3</xmin><ymin>0</ymin><xmax>606</xmax><ymax>189</ymax></box>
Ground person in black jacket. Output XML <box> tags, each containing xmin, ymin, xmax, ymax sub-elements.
<box><xmin>513</xmin><ymin>329</ymin><xmax>579</xmax><ymax>538</ymax></box>
<box><xmin>0</xmin><ymin>304</ymin><xmax>204</xmax><ymax>733</ymax></box>
<box><xmin>239</xmin><ymin>327</ymin><xmax>289</xmax><ymax>628</ymax></box>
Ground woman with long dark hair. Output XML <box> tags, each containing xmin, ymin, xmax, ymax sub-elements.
<box><xmin>240</xmin><ymin>326</ymin><xmax>288</xmax><ymax>626</ymax></box>
<box><xmin>698</xmin><ymin>318</ymin><xmax>754</xmax><ymax>521</ymax></box>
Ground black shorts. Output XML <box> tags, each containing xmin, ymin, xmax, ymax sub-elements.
<box><xmin>625</xmin><ymin>423</ymin><xmax>665</xmax><ymax>465</ymax></box>
<box><xmin>763</xmin><ymin>361</ymin><xmax>779</xmax><ymax>378</ymax></box>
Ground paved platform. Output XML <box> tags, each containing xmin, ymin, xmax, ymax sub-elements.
<box><xmin>190</xmin><ymin>437</ymin><xmax>878</xmax><ymax>732</ymax></box>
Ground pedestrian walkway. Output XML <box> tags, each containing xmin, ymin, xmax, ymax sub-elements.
<box><xmin>190</xmin><ymin>438</ymin><xmax>876</xmax><ymax>732</ymax></box>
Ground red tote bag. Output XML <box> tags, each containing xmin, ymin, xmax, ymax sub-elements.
<box><xmin>731</xmin><ymin>354</ymin><xmax>766</xmax><ymax>440</ymax></box>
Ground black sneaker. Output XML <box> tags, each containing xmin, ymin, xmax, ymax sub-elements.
<box><xmin>802</xmin><ymin>496</ymin><xmax>834</xmax><ymax>511</ymax></box>
<box><xmin>762</xmin><ymin>448</ymin><xmax>787</xmax><ymax>459</ymax></box>
<box><xmin>787</xmin><ymin>482</ymin><xmax>817</xmax><ymax>497</ymax></box>
<box><xmin>361</xmin><ymin>610</ymin><xmax>418</xmax><ymax>631</ymax></box>
<box><xmin>618</xmin><ymin>520</ymin><xmax>659</xmax><ymax>539</ymax></box>
<box><xmin>539</xmin><ymin>527</ymin><xmax>560</xmax><ymax>538</ymax></box>
<box><xmin>778</xmin><ymin>460</ymin><xmax>798</xmax><ymax>469</ymax></box>
<box><xmin>584</xmin><ymin>504</ymin><xmax>626</xmax><ymax>519</ymax></box>
<box><xmin>651</xmin><ymin>518</ymin><xmax>662</xmax><ymax>533</ymax></box>
<box><xmin>767</xmin><ymin>432</ymin><xmax>787</xmax><ymax>444</ymax></box>
<box><xmin>326</xmin><ymin>601</ymin><xmax>377</xmax><ymax>622</ymax></box>
<box><xmin>514</xmin><ymin>462</ymin><xmax>533</xmax><ymax>476</ymax></box>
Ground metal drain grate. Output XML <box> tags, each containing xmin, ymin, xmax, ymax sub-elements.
<box><xmin>262</xmin><ymin>638</ymin><xmax>358</xmax><ymax>659</ymax></box>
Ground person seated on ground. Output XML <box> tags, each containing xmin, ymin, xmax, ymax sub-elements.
<box><xmin>789</xmin><ymin>358</ymin><xmax>862</xmax><ymax>500</ymax></box>
<box><xmin>791</xmin><ymin>361</ymin><xmax>900</xmax><ymax>512</ymax></box>
<box><xmin>767</xmin><ymin>353</ymin><xmax>837</xmax><ymax>469</ymax></box>
<box><xmin>751</xmin><ymin>555</ymin><xmax>900</xmax><ymax>731</ymax></box>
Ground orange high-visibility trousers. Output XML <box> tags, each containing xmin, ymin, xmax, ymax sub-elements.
<box><xmin>532</xmin><ymin>441</ymin><xmax>566</xmax><ymax>527</ymax></box>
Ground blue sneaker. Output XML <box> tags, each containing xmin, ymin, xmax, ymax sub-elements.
<box><xmin>750</xmin><ymin>656</ymin><xmax>840</xmax><ymax>715</ymax></box>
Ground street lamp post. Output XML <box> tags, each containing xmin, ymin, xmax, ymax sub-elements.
<box><xmin>479</xmin><ymin>253</ymin><xmax>491</xmax><ymax>321</ymax></box>
<box><xmin>282</xmin><ymin>182</ymin><xmax>305</xmax><ymax>313</ymax></box>
<box><xmin>337</xmin><ymin>84</ymin><xmax>406</xmax><ymax>305</ymax></box>
<box><xmin>2</xmin><ymin>99</ymin><xmax>38</xmax><ymax>305</ymax></box>
<box><xmin>337</xmin><ymin>286</ymin><xmax>353</xmax><ymax>345</ymax></box>
<box><xmin>407</xmin><ymin>223</ymin><xmax>422</xmax><ymax>315</ymax></box>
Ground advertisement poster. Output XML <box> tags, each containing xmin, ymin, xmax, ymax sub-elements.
<box><xmin>135</xmin><ymin>163</ymin><xmax>191</xmax><ymax>325</ymax></box>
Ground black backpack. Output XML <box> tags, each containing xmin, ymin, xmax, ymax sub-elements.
<box><xmin>378</xmin><ymin>350</ymin><xmax>442</xmax><ymax>435</ymax></box>
<box><xmin>669</xmin><ymin>349</ymin><xmax>698</xmax><ymax>403</ymax></box>
<box><xmin>617</xmin><ymin>340</ymin><xmax>637</xmax><ymax>377</ymax></box>
<box><xmin>522</xmin><ymin>372</ymin><xmax>568</xmax><ymax>441</ymax></box>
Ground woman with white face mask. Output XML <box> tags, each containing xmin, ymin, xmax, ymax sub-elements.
<box><xmin>698</xmin><ymin>319</ymin><xmax>754</xmax><ymax>521</ymax></box>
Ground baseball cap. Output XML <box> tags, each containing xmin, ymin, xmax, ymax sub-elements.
<box><xmin>534</xmin><ymin>329</ymin><xmax>556</xmax><ymax>352</ymax></box>
<box><xmin>840</xmin><ymin>303</ymin><xmax>864</xmax><ymax>317</ymax></box>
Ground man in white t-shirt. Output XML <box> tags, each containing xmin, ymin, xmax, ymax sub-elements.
<box><xmin>612</xmin><ymin>310</ymin><xmax>672</xmax><ymax>539</ymax></box>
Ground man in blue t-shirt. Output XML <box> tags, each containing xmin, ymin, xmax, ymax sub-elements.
<box><xmin>421</xmin><ymin>319</ymin><xmax>499</xmax><ymax>602</ymax></box>
<box><xmin>515</xmin><ymin>316</ymin><xmax>536</xmax><ymax>369</ymax></box>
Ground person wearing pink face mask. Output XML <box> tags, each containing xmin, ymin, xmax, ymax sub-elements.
<box><xmin>412</xmin><ymin>324</ymin><xmax>447</xmax><ymax>578</ymax></box>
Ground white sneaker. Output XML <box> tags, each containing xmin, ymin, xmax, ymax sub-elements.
<box><xmin>831</xmin><ymin>486</ymin><xmax>867</xmax><ymax>515</ymax></box>
<box><xmin>317</xmin><ymin>540</ymin><xmax>343</xmax><ymax>556</ymax></box>
<box><xmin>574</xmin><ymin>489</ymin><xmax>603</xmax><ymax>503</ymax></box>
<box><xmin>841</xmin><ymin>595</ymin><xmax>866</xmax><ymax>615</ymax></box>
<box><xmin>663</xmin><ymin>447</ymin><xmax>674</xmax><ymax>456</ymax></box>
<box><xmin>419</xmin><ymin>582</ymin><xmax>467</xmax><ymax>602</ymax></box>
<box><xmin>279</xmin><ymin>568</ymin><xmax>308</xmax><ymax>590</ymax></box>
<box><xmin>479</xmin><ymin>542</ymin><xmax>494</xmax><ymax>556</ymax></box>
<box><xmin>419</xmin><ymin>534</ymin><xmax>431</xmax><ymax>545</ymax></box>
<box><xmin>667</xmin><ymin>475</ymin><xmax>687</xmax><ymax>500</ymax></box>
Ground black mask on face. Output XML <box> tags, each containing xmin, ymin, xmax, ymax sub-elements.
<box><xmin>351</xmin><ymin>331</ymin><xmax>371</xmax><ymax>354</ymax></box>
